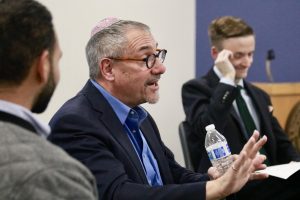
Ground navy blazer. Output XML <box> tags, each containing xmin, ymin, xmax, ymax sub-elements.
<box><xmin>182</xmin><ymin>68</ymin><xmax>300</xmax><ymax>172</ymax></box>
<box><xmin>49</xmin><ymin>80</ymin><xmax>209</xmax><ymax>200</ymax></box>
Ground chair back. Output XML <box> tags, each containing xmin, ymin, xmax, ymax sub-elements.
<box><xmin>178</xmin><ymin>121</ymin><xmax>194</xmax><ymax>171</ymax></box>
<box><xmin>285</xmin><ymin>101</ymin><xmax>300</xmax><ymax>152</ymax></box>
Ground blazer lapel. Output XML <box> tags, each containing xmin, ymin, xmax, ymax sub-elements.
<box><xmin>207</xmin><ymin>69</ymin><xmax>249</xmax><ymax>141</ymax></box>
<box><xmin>244</xmin><ymin>82</ymin><xmax>269</xmax><ymax>129</ymax></box>
<box><xmin>244</xmin><ymin>82</ymin><xmax>273</xmax><ymax>150</ymax></box>
<box><xmin>83</xmin><ymin>81</ymin><xmax>149</xmax><ymax>184</ymax></box>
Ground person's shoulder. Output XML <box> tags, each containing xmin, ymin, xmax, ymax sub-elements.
<box><xmin>54</xmin><ymin>81</ymin><xmax>100</xmax><ymax>116</ymax></box>
<box><xmin>247</xmin><ymin>82</ymin><xmax>269</xmax><ymax>96</ymax></box>
<box><xmin>57</xmin><ymin>91</ymin><xmax>89</xmax><ymax>112</ymax></box>
<box><xmin>30</xmin><ymin>134</ymin><xmax>90</xmax><ymax>172</ymax></box>
<box><xmin>0</xmin><ymin>123</ymin><xmax>97</xmax><ymax>199</ymax></box>
<box><xmin>0</xmin><ymin>123</ymin><xmax>89</xmax><ymax>173</ymax></box>
<box><xmin>183</xmin><ymin>75</ymin><xmax>209</xmax><ymax>88</ymax></box>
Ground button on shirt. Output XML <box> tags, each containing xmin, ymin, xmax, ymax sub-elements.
<box><xmin>91</xmin><ymin>80</ymin><xmax>163</xmax><ymax>186</ymax></box>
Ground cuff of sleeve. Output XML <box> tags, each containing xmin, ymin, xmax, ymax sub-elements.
<box><xmin>220</xmin><ymin>77</ymin><xmax>235</xmax><ymax>86</ymax></box>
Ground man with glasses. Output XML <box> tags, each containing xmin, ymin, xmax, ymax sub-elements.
<box><xmin>49</xmin><ymin>17</ymin><xmax>268</xmax><ymax>200</ymax></box>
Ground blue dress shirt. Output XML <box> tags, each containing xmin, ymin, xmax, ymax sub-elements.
<box><xmin>90</xmin><ymin>80</ymin><xmax>163</xmax><ymax>186</ymax></box>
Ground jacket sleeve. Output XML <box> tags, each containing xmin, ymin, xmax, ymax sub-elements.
<box><xmin>182</xmin><ymin>78</ymin><xmax>239</xmax><ymax>136</ymax></box>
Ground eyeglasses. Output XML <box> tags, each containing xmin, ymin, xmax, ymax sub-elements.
<box><xmin>108</xmin><ymin>49</ymin><xmax>167</xmax><ymax>69</ymax></box>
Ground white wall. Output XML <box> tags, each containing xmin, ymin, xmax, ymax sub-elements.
<box><xmin>37</xmin><ymin>0</ymin><xmax>195</xmax><ymax>166</ymax></box>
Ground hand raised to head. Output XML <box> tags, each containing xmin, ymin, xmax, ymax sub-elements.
<box><xmin>214</xmin><ymin>49</ymin><xmax>236</xmax><ymax>80</ymax></box>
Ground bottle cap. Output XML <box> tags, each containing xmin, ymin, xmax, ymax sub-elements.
<box><xmin>205</xmin><ymin>124</ymin><xmax>215</xmax><ymax>131</ymax></box>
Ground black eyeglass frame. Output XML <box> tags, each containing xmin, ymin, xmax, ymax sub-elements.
<box><xmin>107</xmin><ymin>49</ymin><xmax>167</xmax><ymax>69</ymax></box>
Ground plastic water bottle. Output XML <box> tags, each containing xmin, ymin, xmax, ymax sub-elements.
<box><xmin>205</xmin><ymin>124</ymin><xmax>233</xmax><ymax>175</ymax></box>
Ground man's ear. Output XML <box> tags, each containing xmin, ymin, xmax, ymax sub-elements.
<box><xmin>36</xmin><ymin>50</ymin><xmax>50</xmax><ymax>84</ymax></box>
<box><xmin>99</xmin><ymin>58</ymin><xmax>114</xmax><ymax>81</ymax></box>
<box><xmin>211</xmin><ymin>46</ymin><xmax>219</xmax><ymax>60</ymax></box>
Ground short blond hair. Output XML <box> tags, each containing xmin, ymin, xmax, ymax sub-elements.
<box><xmin>208</xmin><ymin>16</ymin><xmax>254</xmax><ymax>50</ymax></box>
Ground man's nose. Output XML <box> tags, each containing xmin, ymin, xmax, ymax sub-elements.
<box><xmin>151</xmin><ymin>60</ymin><xmax>166</xmax><ymax>74</ymax></box>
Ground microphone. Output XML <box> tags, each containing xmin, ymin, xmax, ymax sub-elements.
<box><xmin>265</xmin><ymin>49</ymin><xmax>275</xmax><ymax>82</ymax></box>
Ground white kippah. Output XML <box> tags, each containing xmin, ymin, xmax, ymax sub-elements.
<box><xmin>90</xmin><ymin>17</ymin><xmax>121</xmax><ymax>37</ymax></box>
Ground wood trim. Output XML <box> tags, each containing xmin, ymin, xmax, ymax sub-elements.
<box><xmin>253</xmin><ymin>82</ymin><xmax>300</xmax><ymax>129</ymax></box>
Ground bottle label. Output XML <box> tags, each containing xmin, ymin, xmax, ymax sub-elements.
<box><xmin>206</xmin><ymin>142</ymin><xmax>231</xmax><ymax>161</ymax></box>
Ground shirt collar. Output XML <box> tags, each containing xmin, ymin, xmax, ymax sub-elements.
<box><xmin>0</xmin><ymin>100</ymin><xmax>50</xmax><ymax>138</ymax></box>
<box><xmin>90</xmin><ymin>79</ymin><xmax>148</xmax><ymax>125</ymax></box>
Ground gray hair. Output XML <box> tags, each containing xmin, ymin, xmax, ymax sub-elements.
<box><xmin>85</xmin><ymin>20</ymin><xmax>150</xmax><ymax>80</ymax></box>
